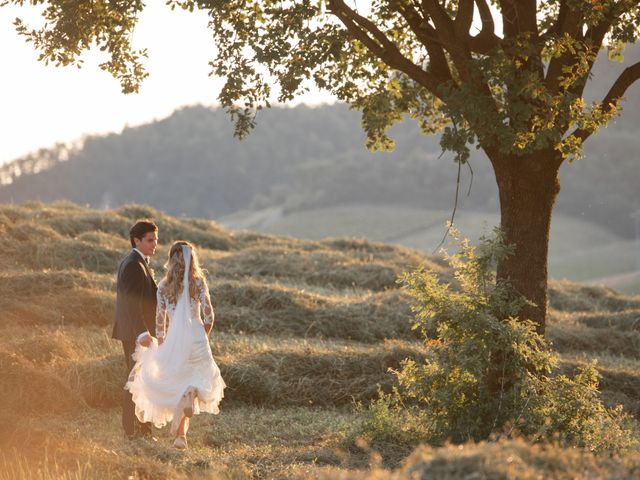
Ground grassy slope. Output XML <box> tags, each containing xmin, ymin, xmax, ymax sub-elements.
<box><xmin>1</xmin><ymin>201</ymin><xmax>639</xmax><ymax>479</ymax></box>
<box><xmin>220</xmin><ymin>205</ymin><xmax>640</xmax><ymax>293</ymax></box>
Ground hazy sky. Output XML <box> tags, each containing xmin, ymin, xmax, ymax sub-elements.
<box><xmin>0</xmin><ymin>3</ymin><xmax>336</xmax><ymax>166</ymax></box>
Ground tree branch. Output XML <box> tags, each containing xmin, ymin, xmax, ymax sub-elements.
<box><xmin>499</xmin><ymin>0</ymin><xmax>538</xmax><ymax>38</ymax></box>
<box><xmin>566</xmin><ymin>21</ymin><xmax>612</xmax><ymax>98</ymax></box>
<box><xmin>498</xmin><ymin>0</ymin><xmax>517</xmax><ymax>38</ymax></box>
<box><xmin>544</xmin><ymin>2</ymin><xmax>585</xmax><ymax>94</ymax></box>
<box><xmin>570</xmin><ymin>61</ymin><xmax>640</xmax><ymax>143</ymax></box>
<box><xmin>393</xmin><ymin>1</ymin><xmax>453</xmax><ymax>83</ymax></box>
<box><xmin>469</xmin><ymin>0</ymin><xmax>501</xmax><ymax>54</ymax></box>
<box><xmin>574</xmin><ymin>2</ymin><xmax>639</xmax><ymax>98</ymax></box>
<box><xmin>328</xmin><ymin>0</ymin><xmax>444</xmax><ymax>97</ymax></box>
<box><xmin>498</xmin><ymin>0</ymin><xmax>543</xmax><ymax>78</ymax></box>
<box><xmin>422</xmin><ymin>0</ymin><xmax>454</xmax><ymax>31</ymax></box>
<box><xmin>454</xmin><ymin>0</ymin><xmax>474</xmax><ymax>40</ymax></box>
<box><xmin>546</xmin><ymin>2</ymin><xmax>623</xmax><ymax>96</ymax></box>
<box><xmin>541</xmin><ymin>0</ymin><xmax>582</xmax><ymax>39</ymax></box>
<box><xmin>420</xmin><ymin>0</ymin><xmax>478</xmax><ymax>82</ymax></box>
<box><xmin>421</xmin><ymin>0</ymin><xmax>456</xmax><ymax>42</ymax></box>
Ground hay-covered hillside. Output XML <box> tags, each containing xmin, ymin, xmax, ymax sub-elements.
<box><xmin>1</xmin><ymin>202</ymin><xmax>639</xmax><ymax>479</ymax></box>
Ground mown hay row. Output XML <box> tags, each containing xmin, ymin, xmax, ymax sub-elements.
<box><xmin>2</xmin><ymin>229</ymin><xmax>124</xmax><ymax>273</ymax></box>
<box><xmin>6</xmin><ymin>222</ymin><xmax>63</xmax><ymax>242</ymax></box>
<box><xmin>548</xmin><ymin>281</ymin><xmax>640</xmax><ymax>312</ymax></box>
<box><xmin>0</xmin><ymin>268</ymin><xmax>417</xmax><ymax>342</ymax></box>
<box><xmin>212</xmin><ymin>246</ymin><xmax>407</xmax><ymax>291</ymax></box>
<box><xmin>599</xmin><ymin>370</ymin><xmax>640</xmax><ymax>417</ymax></box>
<box><xmin>0</xmin><ymin>269</ymin><xmax>113</xmax><ymax>296</ymax></box>
<box><xmin>548</xmin><ymin>321</ymin><xmax>640</xmax><ymax>359</ymax></box>
<box><xmin>0</xmin><ymin>350</ymin><xmax>83</xmax><ymax>416</ymax></box>
<box><xmin>213</xmin><ymin>280</ymin><xmax>415</xmax><ymax>342</ymax></box>
<box><xmin>64</xmin><ymin>356</ymin><xmax>126</xmax><ymax>409</ymax></box>
<box><xmin>117</xmin><ymin>204</ymin><xmax>235</xmax><ymax>250</ymax></box>
<box><xmin>0</xmin><ymin>202</ymin><xmax>234</xmax><ymax>255</ymax></box>
<box><xmin>30</xmin><ymin>239</ymin><xmax>123</xmax><ymax>274</ymax></box>
<box><xmin>0</xmin><ymin>288</ymin><xmax>114</xmax><ymax>327</ymax></box>
<box><xmin>0</xmin><ymin>412</ymin><xmax>198</xmax><ymax>480</ymax></box>
<box><xmin>231</xmin><ymin>230</ymin><xmax>433</xmax><ymax>266</ymax></box>
<box><xmin>9</xmin><ymin>270</ymin><xmax>640</xmax><ymax>349</ymax></box>
<box><xmin>220</xmin><ymin>342</ymin><xmax>423</xmax><ymax>407</ymax></box>
<box><xmin>573</xmin><ymin>309</ymin><xmax>640</xmax><ymax>330</ymax></box>
<box><xmin>4</xmin><ymin>327</ymin><xmax>425</xmax><ymax>411</ymax></box>
<box><xmin>335</xmin><ymin>437</ymin><xmax>640</xmax><ymax>480</ymax></box>
<box><xmin>8</xmin><ymin>320</ymin><xmax>640</xmax><ymax>418</ymax></box>
<box><xmin>1</xmin><ymin>202</ymin><xmax>432</xmax><ymax>292</ymax></box>
<box><xmin>43</xmin><ymin>212</ymin><xmax>132</xmax><ymax>238</ymax></box>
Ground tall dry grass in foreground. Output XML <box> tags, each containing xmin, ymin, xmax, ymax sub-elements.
<box><xmin>1</xmin><ymin>201</ymin><xmax>639</xmax><ymax>479</ymax></box>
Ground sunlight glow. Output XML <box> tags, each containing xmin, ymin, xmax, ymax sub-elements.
<box><xmin>0</xmin><ymin>2</ymin><xmax>336</xmax><ymax>165</ymax></box>
<box><xmin>1</xmin><ymin>1</ymin><xmax>498</xmax><ymax>166</ymax></box>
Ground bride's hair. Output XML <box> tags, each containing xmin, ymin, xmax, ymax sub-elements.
<box><xmin>161</xmin><ymin>241</ymin><xmax>207</xmax><ymax>304</ymax></box>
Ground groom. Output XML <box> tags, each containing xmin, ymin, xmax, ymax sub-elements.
<box><xmin>112</xmin><ymin>220</ymin><xmax>159</xmax><ymax>439</ymax></box>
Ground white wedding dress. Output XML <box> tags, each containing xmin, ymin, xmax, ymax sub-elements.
<box><xmin>125</xmin><ymin>245</ymin><xmax>225</xmax><ymax>428</ymax></box>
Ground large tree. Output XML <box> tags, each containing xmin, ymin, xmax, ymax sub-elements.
<box><xmin>5</xmin><ymin>0</ymin><xmax>640</xmax><ymax>333</ymax></box>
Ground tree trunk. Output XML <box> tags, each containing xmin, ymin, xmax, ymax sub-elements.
<box><xmin>493</xmin><ymin>152</ymin><xmax>562</xmax><ymax>336</ymax></box>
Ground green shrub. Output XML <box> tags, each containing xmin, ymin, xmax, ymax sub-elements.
<box><xmin>532</xmin><ymin>363</ymin><xmax>638</xmax><ymax>451</ymax></box>
<box><xmin>360</xmin><ymin>228</ymin><xmax>638</xmax><ymax>452</ymax></box>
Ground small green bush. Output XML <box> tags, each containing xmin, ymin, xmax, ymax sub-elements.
<box><xmin>360</xmin><ymin>228</ymin><xmax>638</xmax><ymax>452</ymax></box>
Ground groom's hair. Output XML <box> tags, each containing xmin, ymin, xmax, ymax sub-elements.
<box><xmin>129</xmin><ymin>220</ymin><xmax>158</xmax><ymax>248</ymax></box>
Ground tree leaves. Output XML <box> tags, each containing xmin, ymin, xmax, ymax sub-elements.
<box><xmin>9</xmin><ymin>0</ymin><xmax>148</xmax><ymax>93</ymax></box>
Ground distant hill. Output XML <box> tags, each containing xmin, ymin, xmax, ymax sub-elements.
<box><xmin>0</xmin><ymin>103</ymin><xmax>492</xmax><ymax>216</ymax></box>
<box><xmin>1</xmin><ymin>45</ymin><xmax>639</xmax><ymax>241</ymax></box>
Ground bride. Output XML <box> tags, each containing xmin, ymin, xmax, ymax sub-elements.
<box><xmin>126</xmin><ymin>241</ymin><xmax>225</xmax><ymax>449</ymax></box>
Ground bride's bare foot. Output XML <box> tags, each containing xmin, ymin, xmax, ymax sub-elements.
<box><xmin>173</xmin><ymin>435</ymin><xmax>187</xmax><ymax>450</ymax></box>
<box><xmin>173</xmin><ymin>414</ymin><xmax>190</xmax><ymax>449</ymax></box>
<box><xmin>171</xmin><ymin>387</ymin><xmax>197</xmax><ymax>435</ymax></box>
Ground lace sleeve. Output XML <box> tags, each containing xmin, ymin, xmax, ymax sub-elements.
<box><xmin>198</xmin><ymin>278</ymin><xmax>215</xmax><ymax>326</ymax></box>
<box><xmin>156</xmin><ymin>285</ymin><xmax>167</xmax><ymax>339</ymax></box>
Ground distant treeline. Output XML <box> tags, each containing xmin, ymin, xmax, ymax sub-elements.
<box><xmin>1</xmin><ymin>47</ymin><xmax>638</xmax><ymax>237</ymax></box>
<box><xmin>0</xmin><ymin>104</ymin><xmax>501</xmax><ymax>215</ymax></box>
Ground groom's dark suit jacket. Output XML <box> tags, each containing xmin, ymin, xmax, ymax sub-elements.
<box><xmin>112</xmin><ymin>250</ymin><xmax>158</xmax><ymax>342</ymax></box>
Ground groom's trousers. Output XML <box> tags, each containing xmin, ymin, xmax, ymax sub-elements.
<box><xmin>122</xmin><ymin>340</ymin><xmax>153</xmax><ymax>438</ymax></box>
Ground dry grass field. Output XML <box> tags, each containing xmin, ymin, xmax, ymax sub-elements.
<box><xmin>1</xmin><ymin>202</ymin><xmax>639</xmax><ymax>479</ymax></box>
<box><xmin>220</xmin><ymin>205</ymin><xmax>640</xmax><ymax>294</ymax></box>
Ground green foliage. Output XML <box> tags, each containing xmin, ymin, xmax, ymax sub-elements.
<box><xmin>532</xmin><ymin>363</ymin><xmax>638</xmax><ymax>451</ymax></box>
<box><xmin>6</xmin><ymin>0</ymin><xmax>149</xmax><ymax>94</ymax></box>
<box><xmin>360</xmin><ymin>228</ymin><xmax>638</xmax><ymax>451</ymax></box>
<box><xmin>357</xmin><ymin>387</ymin><xmax>433</xmax><ymax>445</ymax></box>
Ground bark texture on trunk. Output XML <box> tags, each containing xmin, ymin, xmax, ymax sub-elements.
<box><xmin>493</xmin><ymin>153</ymin><xmax>561</xmax><ymax>335</ymax></box>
